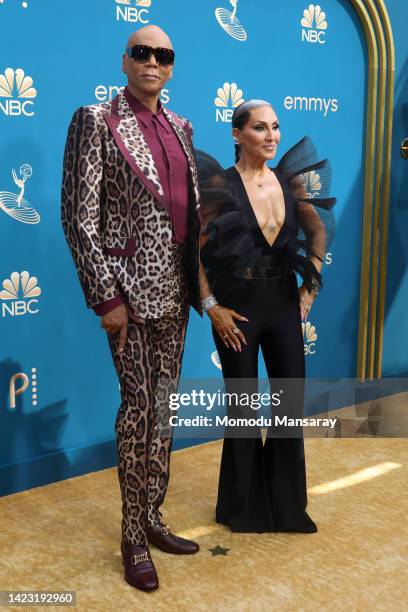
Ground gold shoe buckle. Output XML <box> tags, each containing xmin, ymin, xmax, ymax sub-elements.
<box><xmin>161</xmin><ymin>525</ymin><xmax>170</xmax><ymax>536</ymax></box>
<box><xmin>131</xmin><ymin>551</ymin><xmax>149</xmax><ymax>565</ymax></box>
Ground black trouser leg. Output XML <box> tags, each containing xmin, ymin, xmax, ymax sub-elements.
<box><xmin>212</xmin><ymin>274</ymin><xmax>317</xmax><ymax>533</ymax></box>
<box><xmin>212</xmin><ymin>297</ymin><xmax>273</xmax><ymax>532</ymax></box>
<box><xmin>260</xmin><ymin>305</ymin><xmax>317</xmax><ymax>532</ymax></box>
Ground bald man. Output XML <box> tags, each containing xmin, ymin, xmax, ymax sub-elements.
<box><xmin>61</xmin><ymin>26</ymin><xmax>202</xmax><ymax>591</ymax></box>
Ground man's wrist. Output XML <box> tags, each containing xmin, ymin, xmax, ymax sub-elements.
<box><xmin>93</xmin><ymin>295</ymin><xmax>125</xmax><ymax>316</ymax></box>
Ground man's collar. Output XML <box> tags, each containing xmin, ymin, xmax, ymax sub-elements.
<box><xmin>124</xmin><ymin>86</ymin><xmax>163</xmax><ymax>126</ymax></box>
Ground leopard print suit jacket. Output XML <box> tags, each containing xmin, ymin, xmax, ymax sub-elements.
<box><xmin>61</xmin><ymin>91</ymin><xmax>202</xmax><ymax>318</ymax></box>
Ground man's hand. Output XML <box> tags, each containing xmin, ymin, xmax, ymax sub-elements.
<box><xmin>101</xmin><ymin>304</ymin><xmax>144</xmax><ymax>353</ymax></box>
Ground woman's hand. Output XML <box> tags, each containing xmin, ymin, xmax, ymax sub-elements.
<box><xmin>207</xmin><ymin>305</ymin><xmax>248</xmax><ymax>352</ymax></box>
<box><xmin>299</xmin><ymin>285</ymin><xmax>316</xmax><ymax>321</ymax></box>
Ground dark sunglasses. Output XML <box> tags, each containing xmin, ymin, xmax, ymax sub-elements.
<box><xmin>125</xmin><ymin>45</ymin><xmax>175</xmax><ymax>66</ymax></box>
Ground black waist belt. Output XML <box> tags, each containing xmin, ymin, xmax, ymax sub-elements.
<box><xmin>243</xmin><ymin>264</ymin><xmax>292</xmax><ymax>279</ymax></box>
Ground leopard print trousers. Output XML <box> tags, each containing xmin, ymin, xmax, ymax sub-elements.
<box><xmin>107</xmin><ymin>307</ymin><xmax>189</xmax><ymax>546</ymax></box>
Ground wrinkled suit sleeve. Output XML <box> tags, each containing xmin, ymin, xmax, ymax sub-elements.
<box><xmin>61</xmin><ymin>106</ymin><xmax>123</xmax><ymax>311</ymax></box>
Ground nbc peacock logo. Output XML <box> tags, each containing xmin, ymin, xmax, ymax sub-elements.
<box><xmin>115</xmin><ymin>0</ymin><xmax>151</xmax><ymax>23</ymax></box>
<box><xmin>0</xmin><ymin>271</ymin><xmax>41</xmax><ymax>318</ymax></box>
<box><xmin>302</xmin><ymin>321</ymin><xmax>318</xmax><ymax>355</ymax></box>
<box><xmin>215</xmin><ymin>82</ymin><xmax>245</xmax><ymax>123</ymax></box>
<box><xmin>0</xmin><ymin>164</ymin><xmax>40</xmax><ymax>224</ymax></box>
<box><xmin>299</xmin><ymin>170</ymin><xmax>321</xmax><ymax>199</ymax></box>
<box><xmin>215</xmin><ymin>0</ymin><xmax>247</xmax><ymax>42</ymax></box>
<box><xmin>0</xmin><ymin>68</ymin><xmax>37</xmax><ymax>116</ymax></box>
<box><xmin>301</xmin><ymin>4</ymin><xmax>328</xmax><ymax>45</ymax></box>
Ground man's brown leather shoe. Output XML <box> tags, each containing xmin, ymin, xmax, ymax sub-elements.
<box><xmin>121</xmin><ymin>541</ymin><xmax>158</xmax><ymax>591</ymax></box>
<box><xmin>147</xmin><ymin>524</ymin><xmax>199</xmax><ymax>555</ymax></box>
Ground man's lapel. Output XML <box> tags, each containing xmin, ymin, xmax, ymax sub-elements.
<box><xmin>104</xmin><ymin>92</ymin><xmax>201</xmax><ymax>221</ymax></box>
<box><xmin>103</xmin><ymin>92</ymin><xmax>166</xmax><ymax>207</ymax></box>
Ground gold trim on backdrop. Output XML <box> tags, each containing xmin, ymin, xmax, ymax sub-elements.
<box><xmin>348</xmin><ymin>0</ymin><xmax>395</xmax><ymax>380</ymax></box>
<box><xmin>349</xmin><ymin>0</ymin><xmax>378</xmax><ymax>381</ymax></box>
<box><xmin>366</xmin><ymin>4</ymin><xmax>387</xmax><ymax>379</ymax></box>
<box><xmin>374</xmin><ymin>1</ymin><xmax>395</xmax><ymax>378</ymax></box>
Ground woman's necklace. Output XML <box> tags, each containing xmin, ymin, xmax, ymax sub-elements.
<box><xmin>256</xmin><ymin>171</ymin><xmax>272</xmax><ymax>190</ymax></box>
<box><xmin>237</xmin><ymin>167</ymin><xmax>279</xmax><ymax>235</ymax></box>
<box><xmin>239</xmin><ymin>167</ymin><xmax>270</xmax><ymax>189</ymax></box>
<box><xmin>256</xmin><ymin>174</ymin><xmax>269</xmax><ymax>188</ymax></box>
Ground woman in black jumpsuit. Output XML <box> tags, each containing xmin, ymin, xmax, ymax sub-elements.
<box><xmin>197</xmin><ymin>99</ymin><xmax>336</xmax><ymax>533</ymax></box>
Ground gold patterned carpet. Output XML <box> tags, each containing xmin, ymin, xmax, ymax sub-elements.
<box><xmin>1</xmin><ymin>437</ymin><xmax>408</xmax><ymax>611</ymax></box>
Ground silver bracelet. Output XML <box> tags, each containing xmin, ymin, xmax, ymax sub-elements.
<box><xmin>202</xmin><ymin>295</ymin><xmax>218</xmax><ymax>311</ymax></box>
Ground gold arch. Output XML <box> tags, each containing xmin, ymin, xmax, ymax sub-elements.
<box><xmin>349</xmin><ymin>0</ymin><xmax>395</xmax><ymax>380</ymax></box>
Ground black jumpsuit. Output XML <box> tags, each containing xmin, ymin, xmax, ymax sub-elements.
<box><xmin>197</xmin><ymin>137</ymin><xmax>336</xmax><ymax>533</ymax></box>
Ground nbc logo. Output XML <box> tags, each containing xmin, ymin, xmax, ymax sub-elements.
<box><xmin>215</xmin><ymin>0</ymin><xmax>247</xmax><ymax>42</ymax></box>
<box><xmin>211</xmin><ymin>351</ymin><xmax>222</xmax><ymax>370</ymax></box>
<box><xmin>299</xmin><ymin>170</ymin><xmax>321</xmax><ymax>199</ymax></box>
<box><xmin>8</xmin><ymin>368</ymin><xmax>38</xmax><ymax>410</ymax></box>
<box><xmin>215</xmin><ymin>82</ymin><xmax>244</xmax><ymax>123</ymax></box>
<box><xmin>0</xmin><ymin>68</ymin><xmax>37</xmax><ymax>116</ymax></box>
<box><xmin>301</xmin><ymin>4</ymin><xmax>328</xmax><ymax>45</ymax></box>
<box><xmin>302</xmin><ymin>321</ymin><xmax>318</xmax><ymax>355</ymax></box>
<box><xmin>299</xmin><ymin>169</ymin><xmax>334</xmax><ymax>266</ymax></box>
<box><xmin>115</xmin><ymin>0</ymin><xmax>151</xmax><ymax>23</ymax></box>
<box><xmin>0</xmin><ymin>164</ymin><xmax>40</xmax><ymax>224</ymax></box>
<box><xmin>0</xmin><ymin>271</ymin><xmax>41</xmax><ymax>317</ymax></box>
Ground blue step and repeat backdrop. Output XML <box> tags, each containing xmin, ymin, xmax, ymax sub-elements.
<box><xmin>0</xmin><ymin>0</ymin><xmax>367</xmax><ymax>494</ymax></box>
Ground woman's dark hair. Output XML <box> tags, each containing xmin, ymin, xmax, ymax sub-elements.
<box><xmin>232</xmin><ymin>99</ymin><xmax>274</xmax><ymax>162</ymax></box>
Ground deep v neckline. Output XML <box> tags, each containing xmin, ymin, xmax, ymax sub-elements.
<box><xmin>230</xmin><ymin>166</ymin><xmax>287</xmax><ymax>249</ymax></box>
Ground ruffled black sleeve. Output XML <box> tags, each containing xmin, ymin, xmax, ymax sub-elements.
<box><xmin>195</xmin><ymin>150</ymin><xmax>263</xmax><ymax>303</ymax></box>
<box><xmin>194</xmin><ymin>150</ymin><xmax>236</xmax><ymax>235</ymax></box>
<box><xmin>277</xmin><ymin>136</ymin><xmax>337</xmax><ymax>292</ymax></box>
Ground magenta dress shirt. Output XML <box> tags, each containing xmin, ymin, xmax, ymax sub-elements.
<box><xmin>94</xmin><ymin>88</ymin><xmax>191</xmax><ymax>316</ymax></box>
